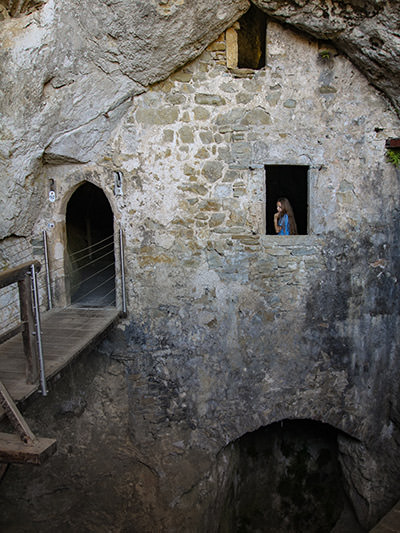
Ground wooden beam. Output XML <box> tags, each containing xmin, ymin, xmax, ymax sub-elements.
<box><xmin>0</xmin><ymin>380</ymin><xmax>36</xmax><ymax>443</ymax></box>
<box><xmin>0</xmin><ymin>323</ymin><xmax>24</xmax><ymax>345</ymax></box>
<box><xmin>386</xmin><ymin>138</ymin><xmax>400</xmax><ymax>148</ymax></box>
<box><xmin>0</xmin><ymin>381</ymin><xmax>56</xmax><ymax>464</ymax></box>
<box><xmin>0</xmin><ymin>433</ymin><xmax>56</xmax><ymax>464</ymax></box>
<box><xmin>0</xmin><ymin>260</ymin><xmax>40</xmax><ymax>289</ymax></box>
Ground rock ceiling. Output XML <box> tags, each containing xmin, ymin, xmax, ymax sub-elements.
<box><xmin>1</xmin><ymin>0</ymin><xmax>399</xmax><ymax>112</ymax></box>
<box><xmin>0</xmin><ymin>0</ymin><xmax>398</xmax><ymax>236</ymax></box>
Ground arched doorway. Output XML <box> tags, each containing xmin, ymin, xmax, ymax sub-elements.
<box><xmin>216</xmin><ymin>420</ymin><xmax>365</xmax><ymax>533</ymax></box>
<box><xmin>65</xmin><ymin>182</ymin><xmax>115</xmax><ymax>307</ymax></box>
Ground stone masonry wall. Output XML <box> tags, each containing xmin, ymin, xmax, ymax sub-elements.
<box><xmin>31</xmin><ymin>20</ymin><xmax>400</xmax><ymax>529</ymax></box>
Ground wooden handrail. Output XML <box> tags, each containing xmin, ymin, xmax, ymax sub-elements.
<box><xmin>0</xmin><ymin>260</ymin><xmax>41</xmax><ymax>289</ymax></box>
<box><xmin>0</xmin><ymin>261</ymin><xmax>41</xmax><ymax>384</ymax></box>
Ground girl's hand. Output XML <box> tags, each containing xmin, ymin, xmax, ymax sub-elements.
<box><xmin>274</xmin><ymin>212</ymin><xmax>279</xmax><ymax>220</ymax></box>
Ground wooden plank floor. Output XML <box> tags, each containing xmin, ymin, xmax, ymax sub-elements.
<box><xmin>0</xmin><ymin>306</ymin><xmax>120</xmax><ymax>404</ymax></box>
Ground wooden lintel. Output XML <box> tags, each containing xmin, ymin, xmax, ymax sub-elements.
<box><xmin>0</xmin><ymin>433</ymin><xmax>56</xmax><ymax>464</ymax></box>
<box><xmin>386</xmin><ymin>138</ymin><xmax>400</xmax><ymax>148</ymax></box>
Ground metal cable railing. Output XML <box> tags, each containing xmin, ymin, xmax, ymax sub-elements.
<box><xmin>68</xmin><ymin>234</ymin><xmax>113</xmax><ymax>260</ymax></box>
<box><xmin>0</xmin><ymin>229</ymin><xmax>127</xmax><ymax>396</ymax></box>
<box><xmin>0</xmin><ymin>227</ymin><xmax>126</xmax><ymax>335</ymax></box>
<box><xmin>64</xmin><ymin>233</ymin><xmax>116</xmax><ymax>308</ymax></box>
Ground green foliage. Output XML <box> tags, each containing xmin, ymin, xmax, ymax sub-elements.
<box><xmin>319</xmin><ymin>50</ymin><xmax>331</xmax><ymax>60</ymax></box>
<box><xmin>386</xmin><ymin>148</ymin><xmax>400</xmax><ymax>168</ymax></box>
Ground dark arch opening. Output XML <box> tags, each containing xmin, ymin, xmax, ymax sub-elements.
<box><xmin>237</xmin><ymin>4</ymin><xmax>267</xmax><ymax>70</ymax></box>
<box><xmin>217</xmin><ymin>420</ymin><xmax>365</xmax><ymax>533</ymax></box>
<box><xmin>66</xmin><ymin>182</ymin><xmax>115</xmax><ymax>307</ymax></box>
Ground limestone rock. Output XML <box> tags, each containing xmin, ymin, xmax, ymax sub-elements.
<box><xmin>0</xmin><ymin>0</ymin><xmax>248</xmax><ymax>236</ymax></box>
<box><xmin>253</xmin><ymin>0</ymin><xmax>400</xmax><ymax>112</ymax></box>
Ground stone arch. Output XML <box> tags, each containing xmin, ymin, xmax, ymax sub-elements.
<box><xmin>212</xmin><ymin>418</ymin><xmax>364</xmax><ymax>533</ymax></box>
<box><xmin>63</xmin><ymin>181</ymin><xmax>116</xmax><ymax>306</ymax></box>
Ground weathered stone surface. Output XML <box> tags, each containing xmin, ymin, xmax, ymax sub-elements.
<box><xmin>0</xmin><ymin>0</ymin><xmax>248</xmax><ymax>236</ymax></box>
<box><xmin>1</xmin><ymin>1</ymin><xmax>399</xmax><ymax>235</ymax></box>
<box><xmin>1</xmin><ymin>2</ymin><xmax>400</xmax><ymax>532</ymax></box>
<box><xmin>253</xmin><ymin>0</ymin><xmax>400</xmax><ymax>112</ymax></box>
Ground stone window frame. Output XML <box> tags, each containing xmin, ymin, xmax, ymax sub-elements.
<box><xmin>259</xmin><ymin>163</ymin><xmax>315</xmax><ymax>236</ymax></box>
<box><xmin>225</xmin><ymin>7</ymin><xmax>267</xmax><ymax>73</ymax></box>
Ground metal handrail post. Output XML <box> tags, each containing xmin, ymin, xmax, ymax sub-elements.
<box><xmin>119</xmin><ymin>228</ymin><xmax>127</xmax><ymax>316</ymax></box>
<box><xmin>30</xmin><ymin>264</ymin><xmax>47</xmax><ymax>396</ymax></box>
<box><xmin>42</xmin><ymin>230</ymin><xmax>52</xmax><ymax>310</ymax></box>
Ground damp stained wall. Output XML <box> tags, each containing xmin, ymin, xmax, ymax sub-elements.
<box><xmin>24</xmin><ymin>19</ymin><xmax>400</xmax><ymax>528</ymax></box>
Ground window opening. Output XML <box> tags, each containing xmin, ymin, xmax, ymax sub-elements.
<box><xmin>237</xmin><ymin>4</ymin><xmax>267</xmax><ymax>70</ymax></box>
<box><xmin>265</xmin><ymin>165</ymin><xmax>308</xmax><ymax>235</ymax></box>
<box><xmin>66</xmin><ymin>182</ymin><xmax>115</xmax><ymax>307</ymax></box>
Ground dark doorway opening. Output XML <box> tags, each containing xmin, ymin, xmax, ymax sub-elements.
<box><xmin>265</xmin><ymin>165</ymin><xmax>308</xmax><ymax>235</ymax></box>
<box><xmin>66</xmin><ymin>182</ymin><xmax>115</xmax><ymax>307</ymax></box>
<box><xmin>218</xmin><ymin>420</ymin><xmax>365</xmax><ymax>533</ymax></box>
<box><xmin>237</xmin><ymin>4</ymin><xmax>267</xmax><ymax>70</ymax></box>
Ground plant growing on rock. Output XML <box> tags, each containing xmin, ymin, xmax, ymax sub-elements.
<box><xmin>386</xmin><ymin>148</ymin><xmax>400</xmax><ymax>168</ymax></box>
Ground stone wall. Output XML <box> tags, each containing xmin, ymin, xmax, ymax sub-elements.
<box><xmin>27</xmin><ymin>19</ymin><xmax>400</xmax><ymax>529</ymax></box>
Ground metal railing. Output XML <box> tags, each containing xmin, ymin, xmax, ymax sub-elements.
<box><xmin>0</xmin><ymin>228</ymin><xmax>127</xmax><ymax>396</ymax></box>
<box><xmin>41</xmin><ymin>227</ymin><xmax>126</xmax><ymax>312</ymax></box>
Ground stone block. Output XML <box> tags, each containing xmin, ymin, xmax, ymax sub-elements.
<box><xmin>265</xmin><ymin>93</ymin><xmax>281</xmax><ymax>106</ymax></box>
<box><xmin>195</xmin><ymin>94</ymin><xmax>226</xmax><ymax>106</ymax></box>
<box><xmin>195</xmin><ymin>147</ymin><xmax>210</xmax><ymax>159</ymax></box>
<box><xmin>283</xmin><ymin>99</ymin><xmax>297</xmax><ymax>108</ymax></box>
<box><xmin>214</xmin><ymin>184</ymin><xmax>232</xmax><ymax>199</ymax></box>
<box><xmin>241</xmin><ymin>107</ymin><xmax>271</xmax><ymax>126</ymax></box>
<box><xmin>179</xmin><ymin>183</ymin><xmax>208</xmax><ymax>196</ymax></box>
<box><xmin>172</xmin><ymin>72</ymin><xmax>192</xmax><ymax>83</ymax></box>
<box><xmin>319</xmin><ymin>85</ymin><xmax>337</xmax><ymax>94</ymax></box>
<box><xmin>135</xmin><ymin>107</ymin><xmax>179</xmax><ymax>125</ymax></box>
<box><xmin>178</xmin><ymin>126</ymin><xmax>195</xmax><ymax>143</ymax></box>
<box><xmin>193</xmin><ymin>107</ymin><xmax>210</xmax><ymax>120</ymax></box>
<box><xmin>216</xmin><ymin>109</ymin><xmax>246</xmax><ymax>126</ymax></box>
<box><xmin>198</xmin><ymin>200</ymin><xmax>221</xmax><ymax>212</ymax></box>
<box><xmin>199</xmin><ymin>131</ymin><xmax>214</xmax><ymax>144</ymax></box>
<box><xmin>163</xmin><ymin>129</ymin><xmax>174</xmax><ymax>142</ymax></box>
<box><xmin>209</xmin><ymin>213</ymin><xmax>226</xmax><ymax>227</ymax></box>
<box><xmin>236</xmin><ymin>92</ymin><xmax>254</xmax><ymax>104</ymax></box>
<box><xmin>166</xmin><ymin>93</ymin><xmax>186</xmax><ymax>105</ymax></box>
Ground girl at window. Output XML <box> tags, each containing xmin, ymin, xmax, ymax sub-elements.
<box><xmin>274</xmin><ymin>197</ymin><xmax>298</xmax><ymax>235</ymax></box>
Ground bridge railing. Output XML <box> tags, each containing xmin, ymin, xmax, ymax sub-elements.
<box><xmin>0</xmin><ymin>261</ymin><xmax>46</xmax><ymax>393</ymax></box>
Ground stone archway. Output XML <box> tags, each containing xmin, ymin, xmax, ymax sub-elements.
<box><xmin>214</xmin><ymin>419</ymin><xmax>365</xmax><ymax>533</ymax></box>
<box><xmin>65</xmin><ymin>182</ymin><xmax>115</xmax><ymax>307</ymax></box>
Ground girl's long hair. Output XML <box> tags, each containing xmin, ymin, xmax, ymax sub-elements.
<box><xmin>278</xmin><ymin>197</ymin><xmax>298</xmax><ymax>235</ymax></box>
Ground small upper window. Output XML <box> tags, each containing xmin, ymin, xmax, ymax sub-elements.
<box><xmin>265</xmin><ymin>165</ymin><xmax>309</xmax><ymax>235</ymax></box>
<box><xmin>226</xmin><ymin>5</ymin><xmax>267</xmax><ymax>70</ymax></box>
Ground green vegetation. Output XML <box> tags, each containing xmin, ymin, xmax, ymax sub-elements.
<box><xmin>386</xmin><ymin>148</ymin><xmax>400</xmax><ymax>168</ymax></box>
<box><xmin>319</xmin><ymin>50</ymin><xmax>331</xmax><ymax>60</ymax></box>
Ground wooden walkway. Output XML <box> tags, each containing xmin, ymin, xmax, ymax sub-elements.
<box><xmin>0</xmin><ymin>306</ymin><xmax>120</xmax><ymax>404</ymax></box>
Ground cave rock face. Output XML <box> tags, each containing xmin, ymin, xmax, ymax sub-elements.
<box><xmin>0</xmin><ymin>3</ymin><xmax>400</xmax><ymax>530</ymax></box>
<box><xmin>253</xmin><ymin>0</ymin><xmax>400</xmax><ymax>111</ymax></box>
<box><xmin>0</xmin><ymin>0</ymin><xmax>399</xmax><ymax>237</ymax></box>
<box><xmin>0</xmin><ymin>0</ymin><xmax>249</xmax><ymax>236</ymax></box>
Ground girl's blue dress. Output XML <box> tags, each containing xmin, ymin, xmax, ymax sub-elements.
<box><xmin>278</xmin><ymin>214</ymin><xmax>290</xmax><ymax>235</ymax></box>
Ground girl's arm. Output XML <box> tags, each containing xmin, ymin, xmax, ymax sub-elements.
<box><xmin>274</xmin><ymin>212</ymin><xmax>281</xmax><ymax>233</ymax></box>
